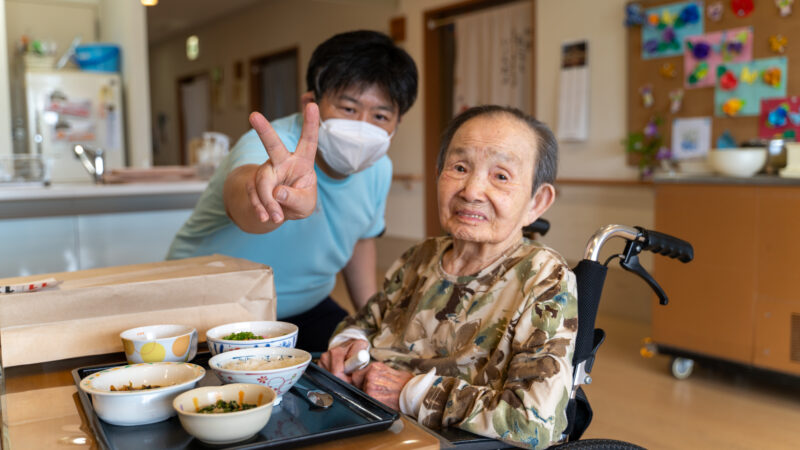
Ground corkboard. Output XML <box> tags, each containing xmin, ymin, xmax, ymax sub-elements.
<box><xmin>627</xmin><ymin>0</ymin><xmax>800</xmax><ymax>162</ymax></box>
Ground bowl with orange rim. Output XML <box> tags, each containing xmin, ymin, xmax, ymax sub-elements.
<box><xmin>120</xmin><ymin>324</ymin><xmax>198</xmax><ymax>364</ymax></box>
<box><xmin>173</xmin><ymin>383</ymin><xmax>276</xmax><ymax>445</ymax></box>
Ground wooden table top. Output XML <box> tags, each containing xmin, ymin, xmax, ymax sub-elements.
<box><xmin>1</xmin><ymin>352</ymin><xmax>440</xmax><ymax>450</ymax></box>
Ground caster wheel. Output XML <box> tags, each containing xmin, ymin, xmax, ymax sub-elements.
<box><xmin>671</xmin><ymin>357</ymin><xmax>694</xmax><ymax>379</ymax></box>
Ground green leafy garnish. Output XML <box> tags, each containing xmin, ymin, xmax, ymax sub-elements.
<box><xmin>197</xmin><ymin>399</ymin><xmax>257</xmax><ymax>413</ymax></box>
<box><xmin>222</xmin><ymin>331</ymin><xmax>264</xmax><ymax>340</ymax></box>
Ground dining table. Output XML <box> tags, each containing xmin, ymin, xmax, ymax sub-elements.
<box><xmin>1</xmin><ymin>350</ymin><xmax>442</xmax><ymax>449</ymax></box>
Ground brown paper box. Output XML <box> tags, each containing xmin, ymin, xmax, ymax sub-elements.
<box><xmin>0</xmin><ymin>255</ymin><xmax>275</xmax><ymax>367</ymax></box>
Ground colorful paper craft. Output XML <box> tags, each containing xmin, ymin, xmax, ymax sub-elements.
<box><xmin>625</xmin><ymin>3</ymin><xmax>647</xmax><ymax>26</ymax></box>
<box><xmin>759</xmin><ymin>97</ymin><xmax>800</xmax><ymax>139</ymax></box>
<box><xmin>769</xmin><ymin>35</ymin><xmax>788</xmax><ymax>54</ymax></box>
<box><xmin>708</xmin><ymin>1</ymin><xmax>724</xmax><ymax>21</ymax></box>
<box><xmin>660</xmin><ymin>62</ymin><xmax>677</xmax><ymax>78</ymax></box>
<box><xmin>717</xmin><ymin>130</ymin><xmax>737</xmax><ymax>148</ymax></box>
<box><xmin>731</xmin><ymin>0</ymin><xmax>754</xmax><ymax>17</ymax></box>
<box><xmin>669</xmin><ymin>88</ymin><xmax>685</xmax><ymax>113</ymax></box>
<box><xmin>714</xmin><ymin>57</ymin><xmax>788</xmax><ymax>116</ymax></box>
<box><xmin>775</xmin><ymin>0</ymin><xmax>794</xmax><ymax>16</ymax></box>
<box><xmin>672</xmin><ymin>117</ymin><xmax>712</xmax><ymax>160</ymax></box>
<box><xmin>684</xmin><ymin>27</ymin><xmax>753</xmax><ymax>89</ymax></box>
<box><xmin>642</xmin><ymin>1</ymin><xmax>703</xmax><ymax>59</ymax></box>
<box><xmin>640</xmin><ymin>84</ymin><xmax>654</xmax><ymax>108</ymax></box>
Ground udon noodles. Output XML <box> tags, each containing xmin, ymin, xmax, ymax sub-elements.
<box><xmin>221</xmin><ymin>356</ymin><xmax>306</xmax><ymax>371</ymax></box>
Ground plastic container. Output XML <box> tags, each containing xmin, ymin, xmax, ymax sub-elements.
<box><xmin>74</xmin><ymin>44</ymin><xmax>120</xmax><ymax>72</ymax></box>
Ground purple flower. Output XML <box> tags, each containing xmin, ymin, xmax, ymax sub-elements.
<box><xmin>679</xmin><ymin>4</ymin><xmax>700</xmax><ymax>24</ymax></box>
<box><xmin>644</xmin><ymin>122</ymin><xmax>658</xmax><ymax>138</ymax></box>
<box><xmin>662</xmin><ymin>27</ymin><xmax>676</xmax><ymax>43</ymax></box>
<box><xmin>692</xmin><ymin>42</ymin><xmax>711</xmax><ymax>59</ymax></box>
<box><xmin>726</xmin><ymin>41</ymin><xmax>743</xmax><ymax>55</ymax></box>
<box><xmin>644</xmin><ymin>39</ymin><xmax>659</xmax><ymax>53</ymax></box>
<box><xmin>656</xmin><ymin>146</ymin><xmax>672</xmax><ymax>160</ymax></box>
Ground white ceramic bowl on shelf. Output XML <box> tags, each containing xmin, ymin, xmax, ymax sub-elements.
<box><xmin>78</xmin><ymin>362</ymin><xmax>206</xmax><ymax>426</ymax></box>
<box><xmin>173</xmin><ymin>383</ymin><xmax>276</xmax><ymax>445</ymax></box>
<box><xmin>208</xmin><ymin>347</ymin><xmax>311</xmax><ymax>404</ymax></box>
<box><xmin>707</xmin><ymin>148</ymin><xmax>767</xmax><ymax>177</ymax></box>
<box><xmin>205</xmin><ymin>321</ymin><xmax>298</xmax><ymax>355</ymax></box>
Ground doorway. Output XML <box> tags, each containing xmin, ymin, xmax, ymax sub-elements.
<box><xmin>249</xmin><ymin>48</ymin><xmax>299</xmax><ymax>120</ymax></box>
<box><xmin>423</xmin><ymin>0</ymin><xmax>536</xmax><ymax>236</ymax></box>
<box><xmin>176</xmin><ymin>73</ymin><xmax>211</xmax><ymax>165</ymax></box>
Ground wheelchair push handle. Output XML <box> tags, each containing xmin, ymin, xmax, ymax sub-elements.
<box><xmin>636</xmin><ymin>226</ymin><xmax>694</xmax><ymax>263</ymax></box>
<box><xmin>582</xmin><ymin>225</ymin><xmax>694</xmax><ymax>306</ymax></box>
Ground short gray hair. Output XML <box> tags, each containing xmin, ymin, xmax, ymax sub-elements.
<box><xmin>436</xmin><ymin>105</ymin><xmax>558</xmax><ymax>194</ymax></box>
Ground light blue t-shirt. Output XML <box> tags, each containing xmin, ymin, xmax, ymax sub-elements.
<box><xmin>167</xmin><ymin>113</ymin><xmax>392</xmax><ymax>318</ymax></box>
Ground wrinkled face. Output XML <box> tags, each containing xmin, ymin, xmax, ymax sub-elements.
<box><xmin>316</xmin><ymin>84</ymin><xmax>400</xmax><ymax>134</ymax></box>
<box><xmin>437</xmin><ymin>114</ymin><xmax>538</xmax><ymax>247</ymax></box>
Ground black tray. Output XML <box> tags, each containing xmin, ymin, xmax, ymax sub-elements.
<box><xmin>72</xmin><ymin>353</ymin><xmax>398</xmax><ymax>449</ymax></box>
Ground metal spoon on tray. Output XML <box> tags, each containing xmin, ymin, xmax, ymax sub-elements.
<box><xmin>293</xmin><ymin>383</ymin><xmax>333</xmax><ymax>408</ymax></box>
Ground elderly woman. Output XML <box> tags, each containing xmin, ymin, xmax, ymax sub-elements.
<box><xmin>320</xmin><ymin>105</ymin><xmax>578</xmax><ymax>449</ymax></box>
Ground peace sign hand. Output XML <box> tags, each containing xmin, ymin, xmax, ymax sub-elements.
<box><xmin>246</xmin><ymin>103</ymin><xmax>320</xmax><ymax>224</ymax></box>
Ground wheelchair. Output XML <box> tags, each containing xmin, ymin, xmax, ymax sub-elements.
<box><xmin>429</xmin><ymin>220</ymin><xmax>694</xmax><ymax>449</ymax></box>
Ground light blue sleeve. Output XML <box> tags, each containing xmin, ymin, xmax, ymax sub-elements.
<box><xmin>364</xmin><ymin>157</ymin><xmax>392</xmax><ymax>238</ymax></box>
<box><xmin>228</xmin><ymin>113</ymin><xmax>303</xmax><ymax>170</ymax></box>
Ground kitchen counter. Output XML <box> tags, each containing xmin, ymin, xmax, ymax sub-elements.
<box><xmin>0</xmin><ymin>181</ymin><xmax>208</xmax><ymax>219</ymax></box>
<box><xmin>0</xmin><ymin>181</ymin><xmax>208</xmax><ymax>277</ymax></box>
<box><xmin>653</xmin><ymin>172</ymin><xmax>800</xmax><ymax>186</ymax></box>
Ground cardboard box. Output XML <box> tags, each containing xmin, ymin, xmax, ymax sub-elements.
<box><xmin>0</xmin><ymin>255</ymin><xmax>275</xmax><ymax>367</ymax></box>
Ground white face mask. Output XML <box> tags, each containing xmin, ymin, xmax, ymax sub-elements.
<box><xmin>317</xmin><ymin>118</ymin><xmax>393</xmax><ymax>176</ymax></box>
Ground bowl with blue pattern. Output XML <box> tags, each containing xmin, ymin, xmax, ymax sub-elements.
<box><xmin>208</xmin><ymin>347</ymin><xmax>311</xmax><ymax>405</ymax></box>
<box><xmin>205</xmin><ymin>321</ymin><xmax>298</xmax><ymax>356</ymax></box>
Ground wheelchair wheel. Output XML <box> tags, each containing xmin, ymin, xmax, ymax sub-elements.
<box><xmin>549</xmin><ymin>438</ymin><xmax>645</xmax><ymax>449</ymax></box>
<box><xmin>670</xmin><ymin>356</ymin><xmax>694</xmax><ymax>379</ymax></box>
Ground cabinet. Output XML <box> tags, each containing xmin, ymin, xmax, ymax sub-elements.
<box><xmin>654</xmin><ymin>182</ymin><xmax>800</xmax><ymax>376</ymax></box>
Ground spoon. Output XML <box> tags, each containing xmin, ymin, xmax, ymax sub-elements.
<box><xmin>293</xmin><ymin>383</ymin><xmax>333</xmax><ymax>409</ymax></box>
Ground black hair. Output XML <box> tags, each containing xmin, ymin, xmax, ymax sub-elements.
<box><xmin>436</xmin><ymin>105</ymin><xmax>558</xmax><ymax>194</ymax></box>
<box><xmin>306</xmin><ymin>30</ymin><xmax>418</xmax><ymax>115</ymax></box>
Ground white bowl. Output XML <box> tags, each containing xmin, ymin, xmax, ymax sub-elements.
<box><xmin>120</xmin><ymin>324</ymin><xmax>198</xmax><ymax>364</ymax></box>
<box><xmin>208</xmin><ymin>347</ymin><xmax>311</xmax><ymax>404</ymax></box>
<box><xmin>707</xmin><ymin>148</ymin><xmax>767</xmax><ymax>177</ymax></box>
<box><xmin>205</xmin><ymin>321</ymin><xmax>298</xmax><ymax>355</ymax></box>
<box><xmin>79</xmin><ymin>362</ymin><xmax>206</xmax><ymax>426</ymax></box>
<box><xmin>173</xmin><ymin>383</ymin><xmax>276</xmax><ymax>445</ymax></box>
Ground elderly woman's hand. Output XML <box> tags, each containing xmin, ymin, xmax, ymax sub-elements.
<box><xmin>351</xmin><ymin>362</ymin><xmax>414</xmax><ymax>411</ymax></box>
<box><xmin>318</xmin><ymin>339</ymin><xmax>369</xmax><ymax>384</ymax></box>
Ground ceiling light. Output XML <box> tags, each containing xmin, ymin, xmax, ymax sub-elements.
<box><xmin>186</xmin><ymin>36</ymin><xmax>199</xmax><ymax>61</ymax></box>
<box><xmin>141</xmin><ymin>0</ymin><xmax>158</xmax><ymax>6</ymax></box>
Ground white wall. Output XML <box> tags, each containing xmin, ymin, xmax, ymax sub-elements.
<box><xmin>536</xmin><ymin>0</ymin><xmax>639</xmax><ymax>180</ymax></box>
<box><xmin>98</xmin><ymin>0</ymin><xmax>152</xmax><ymax>167</ymax></box>
<box><xmin>392</xmin><ymin>0</ymin><xmax>646</xmax><ymax>241</ymax></box>
<box><xmin>147</xmin><ymin>0</ymin><xmax>397</xmax><ymax>167</ymax></box>
<box><xmin>0</xmin><ymin>1</ymin><xmax>11</xmax><ymax>156</ymax></box>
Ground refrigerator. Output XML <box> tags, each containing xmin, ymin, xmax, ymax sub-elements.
<box><xmin>25</xmin><ymin>70</ymin><xmax>126</xmax><ymax>183</ymax></box>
